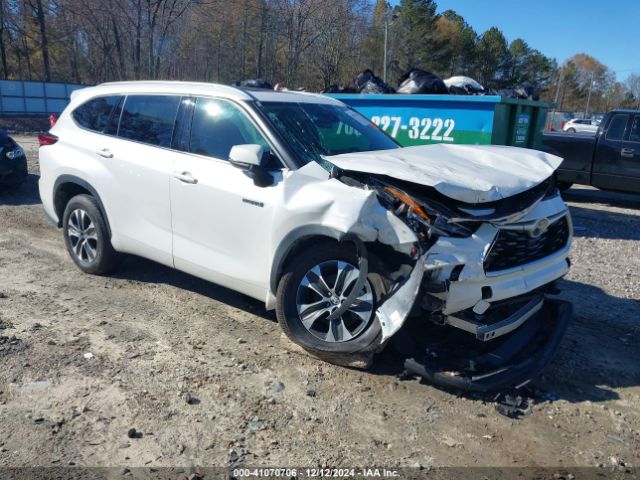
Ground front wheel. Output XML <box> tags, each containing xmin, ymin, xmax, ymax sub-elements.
<box><xmin>62</xmin><ymin>194</ymin><xmax>119</xmax><ymax>275</ymax></box>
<box><xmin>276</xmin><ymin>242</ymin><xmax>388</xmax><ymax>354</ymax></box>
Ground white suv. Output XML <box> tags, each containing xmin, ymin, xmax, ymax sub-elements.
<box><xmin>39</xmin><ymin>82</ymin><xmax>572</xmax><ymax>386</ymax></box>
<box><xmin>562</xmin><ymin>118</ymin><xmax>599</xmax><ymax>134</ymax></box>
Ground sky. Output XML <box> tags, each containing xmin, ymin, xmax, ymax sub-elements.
<box><xmin>408</xmin><ymin>0</ymin><xmax>640</xmax><ymax>82</ymax></box>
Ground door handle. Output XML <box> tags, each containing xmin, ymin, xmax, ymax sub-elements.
<box><xmin>173</xmin><ymin>171</ymin><xmax>198</xmax><ymax>184</ymax></box>
<box><xmin>96</xmin><ymin>148</ymin><xmax>113</xmax><ymax>158</ymax></box>
<box><xmin>621</xmin><ymin>148</ymin><xmax>635</xmax><ymax>158</ymax></box>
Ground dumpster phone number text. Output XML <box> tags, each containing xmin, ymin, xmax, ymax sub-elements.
<box><xmin>371</xmin><ymin>115</ymin><xmax>455</xmax><ymax>142</ymax></box>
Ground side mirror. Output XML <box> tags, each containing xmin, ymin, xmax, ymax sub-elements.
<box><xmin>229</xmin><ymin>144</ymin><xmax>274</xmax><ymax>187</ymax></box>
<box><xmin>229</xmin><ymin>144</ymin><xmax>264</xmax><ymax>170</ymax></box>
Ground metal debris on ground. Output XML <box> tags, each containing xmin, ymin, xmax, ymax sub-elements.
<box><xmin>494</xmin><ymin>392</ymin><xmax>532</xmax><ymax>419</ymax></box>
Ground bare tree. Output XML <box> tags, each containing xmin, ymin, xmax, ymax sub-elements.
<box><xmin>626</xmin><ymin>74</ymin><xmax>640</xmax><ymax>109</ymax></box>
<box><xmin>23</xmin><ymin>0</ymin><xmax>52</xmax><ymax>80</ymax></box>
<box><xmin>3</xmin><ymin>0</ymin><xmax>632</xmax><ymax>114</ymax></box>
<box><xmin>0</xmin><ymin>0</ymin><xmax>9</xmax><ymax>78</ymax></box>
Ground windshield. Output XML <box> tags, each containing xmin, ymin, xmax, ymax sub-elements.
<box><xmin>257</xmin><ymin>101</ymin><xmax>399</xmax><ymax>166</ymax></box>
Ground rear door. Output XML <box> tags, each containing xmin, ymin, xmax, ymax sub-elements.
<box><xmin>592</xmin><ymin>113</ymin><xmax>631</xmax><ymax>190</ymax></box>
<box><xmin>584</xmin><ymin>120</ymin><xmax>598</xmax><ymax>134</ymax></box>
<box><xmin>101</xmin><ymin>94</ymin><xmax>180</xmax><ymax>266</ymax></box>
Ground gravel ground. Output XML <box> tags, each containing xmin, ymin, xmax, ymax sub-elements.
<box><xmin>0</xmin><ymin>135</ymin><xmax>638</xmax><ymax>472</ymax></box>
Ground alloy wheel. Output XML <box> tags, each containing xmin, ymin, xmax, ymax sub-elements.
<box><xmin>295</xmin><ymin>260</ymin><xmax>374</xmax><ymax>343</ymax></box>
<box><xmin>67</xmin><ymin>208</ymin><xmax>98</xmax><ymax>264</ymax></box>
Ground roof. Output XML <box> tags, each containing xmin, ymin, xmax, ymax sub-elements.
<box><xmin>70</xmin><ymin>81</ymin><xmax>343</xmax><ymax>106</ymax></box>
<box><xmin>610</xmin><ymin>108</ymin><xmax>640</xmax><ymax>114</ymax></box>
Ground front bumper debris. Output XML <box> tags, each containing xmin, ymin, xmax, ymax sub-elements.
<box><xmin>422</xmin><ymin>195</ymin><xmax>572</xmax><ymax>318</ymax></box>
<box><xmin>447</xmin><ymin>294</ymin><xmax>545</xmax><ymax>342</ymax></box>
<box><xmin>404</xmin><ymin>298</ymin><xmax>572</xmax><ymax>392</ymax></box>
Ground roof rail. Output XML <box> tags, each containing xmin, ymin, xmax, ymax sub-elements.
<box><xmin>231</xmin><ymin>85</ymin><xmax>258</xmax><ymax>101</ymax></box>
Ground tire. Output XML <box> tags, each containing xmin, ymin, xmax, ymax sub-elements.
<box><xmin>567</xmin><ymin>128</ymin><xmax>576</xmax><ymax>133</ymax></box>
<box><xmin>276</xmin><ymin>242</ymin><xmax>388</xmax><ymax>354</ymax></box>
<box><xmin>62</xmin><ymin>194</ymin><xmax>119</xmax><ymax>275</ymax></box>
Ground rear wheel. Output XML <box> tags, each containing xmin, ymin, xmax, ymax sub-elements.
<box><xmin>62</xmin><ymin>194</ymin><xmax>119</xmax><ymax>275</ymax></box>
<box><xmin>567</xmin><ymin>128</ymin><xmax>576</xmax><ymax>133</ymax></box>
<box><xmin>276</xmin><ymin>242</ymin><xmax>388</xmax><ymax>354</ymax></box>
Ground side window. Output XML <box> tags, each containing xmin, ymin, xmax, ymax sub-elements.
<box><xmin>189</xmin><ymin>98</ymin><xmax>269</xmax><ymax>161</ymax></box>
<box><xmin>104</xmin><ymin>96</ymin><xmax>124</xmax><ymax>136</ymax></box>
<box><xmin>605</xmin><ymin>114</ymin><xmax>629</xmax><ymax>141</ymax></box>
<box><xmin>629</xmin><ymin>116</ymin><xmax>640</xmax><ymax>143</ymax></box>
<box><xmin>172</xmin><ymin>98</ymin><xmax>195</xmax><ymax>152</ymax></box>
<box><xmin>72</xmin><ymin>96</ymin><xmax>121</xmax><ymax>132</ymax></box>
<box><xmin>118</xmin><ymin>95</ymin><xmax>180</xmax><ymax>148</ymax></box>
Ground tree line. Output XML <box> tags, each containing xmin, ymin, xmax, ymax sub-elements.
<box><xmin>1</xmin><ymin>0</ymin><xmax>638</xmax><ymax>112</ymax></box>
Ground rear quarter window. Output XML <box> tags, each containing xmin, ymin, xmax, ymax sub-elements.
<box><xmin>72</xmin><ymin>96</ymin><xmax>121</xmax><ymax>132</ymax></box>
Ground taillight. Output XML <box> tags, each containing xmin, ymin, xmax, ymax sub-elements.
<box><xmin>38</xmin><ymin>133</ymin><xmax>58</xmax><ymax>146</ymax></box>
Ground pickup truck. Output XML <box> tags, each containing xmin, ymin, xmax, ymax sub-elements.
<box><xmin>541</xmin><ymin>109</ymin><xmax>640</xmax><ymax>194</ymax></box>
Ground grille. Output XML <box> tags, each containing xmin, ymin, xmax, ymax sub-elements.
<box><xmin>484</xmin><ymin>216</ymin><xmax>570</xmax><ymax>272</ymax></box>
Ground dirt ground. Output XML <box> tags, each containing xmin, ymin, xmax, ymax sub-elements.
<box><xmin>0</xmin><ymin>135</ymin><xmax>638</xmax><ymax>472</ymax></box>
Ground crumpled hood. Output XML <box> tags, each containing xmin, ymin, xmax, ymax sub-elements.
<box><xmin>325</xmin><ymin>144</ymin><xmax>562</xmax><ymax>204</ymax></box>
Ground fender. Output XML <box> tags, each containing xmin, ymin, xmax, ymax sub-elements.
<box><xmin>268</xmin><ymin>225</ymin><xmax>355</xmax><ymax>301</ymax></box>
<box><xmin>53</xmin><ymin>174</ymin><xmax>112</xmax><ymax>238</ymax></box>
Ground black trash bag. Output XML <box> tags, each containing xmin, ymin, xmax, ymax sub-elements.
<box><xmin>233</xmin><ymin>78</ymin><xmax>273</xmax><ymax>90</ymax></box>
<box><xmin>443</xmin><ymin>76</ymin><xmax>484</xmax><ymax>95</ymax></box>
<box><xmin>354</xmin><ymin>69</ymin><xmax>395</xmax><ymax>94</ymax></box>
<box><xmin>498</xmin><ymin>84</ymin><xmax>539</xmax><ymax>101</ymax></box>
<box><xmin>497</xmin><ymin>88</ymin><xmax>516</xmax><ymax>98</ymax></box>
<box><xmin>397</xmin><ymin>68</ymin><xmax>448</xmax><ymax>95</ymax></box>
<box><xmin>321</xmin><ymin>84</ymin><xmax>358</xmax><ymax>94</ymax></box>
<box><xmin>354</xmin><ymin>69</ymin><xmax>375</xmax><ymax>90</ymax></box>
<box><xmin>516</xmin><ymin>84</ymin><xmax>539</xmax><ymax>101</ymax></box>
<box><xmin>360</xmin><ymin>79</ymin><xmax>395</xmax><ymax>94</ymax></box>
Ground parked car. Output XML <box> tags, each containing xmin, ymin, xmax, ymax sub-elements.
<box><xmin>542</xmin><ymin>109</ymin><xmax>640</xmax><ymax>193</ymax></box>
<box><xmin>0</xmin><ymin>128</ymin><xmax>28</xmax><ymax>190</ymax></box>
<box><xmin>38</xmin><ymin>82</ymin><xmax>573</xmax><ymax>391</ymax></box>
<box><xmin>562</xmin><ymin>118</ymin><xmax>599</xmax><ymax>134</ymax></box>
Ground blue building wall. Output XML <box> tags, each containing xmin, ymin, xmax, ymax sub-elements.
<box><xmin>0</xmin><ymin>80</ymin><xmax>85</xmax><ymax>115</ymax></box>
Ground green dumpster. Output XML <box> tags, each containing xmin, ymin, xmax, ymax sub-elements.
<box><xmin>328</xmin><ymin>94</ymin><xmax>551</xmax><ymax>150</ymax></box>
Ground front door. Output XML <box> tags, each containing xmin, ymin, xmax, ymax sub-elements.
<box><xmin>592</xmin><ymin>112</ymin><xmax>631</xmax><ymax>190</ymax></box>
<box><xmin>170</xmin><ymin>97</ymin><xmax>285</xmax><ymax>299</ymax></box>
<box><xmin>617</xmin><ymin>115</ymin><xmax>640</xmax><ymax>193</ymax></box>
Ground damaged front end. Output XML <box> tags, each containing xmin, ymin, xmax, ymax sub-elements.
<box><xmin>331</xmin><ymin>165</ymin><xmax>573</xmax><ymax>392</ymax></box>
<box><xmin>404</xmin><ymin>298</ymin><xmax>573</xmax><ymax>393</ymax></box>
